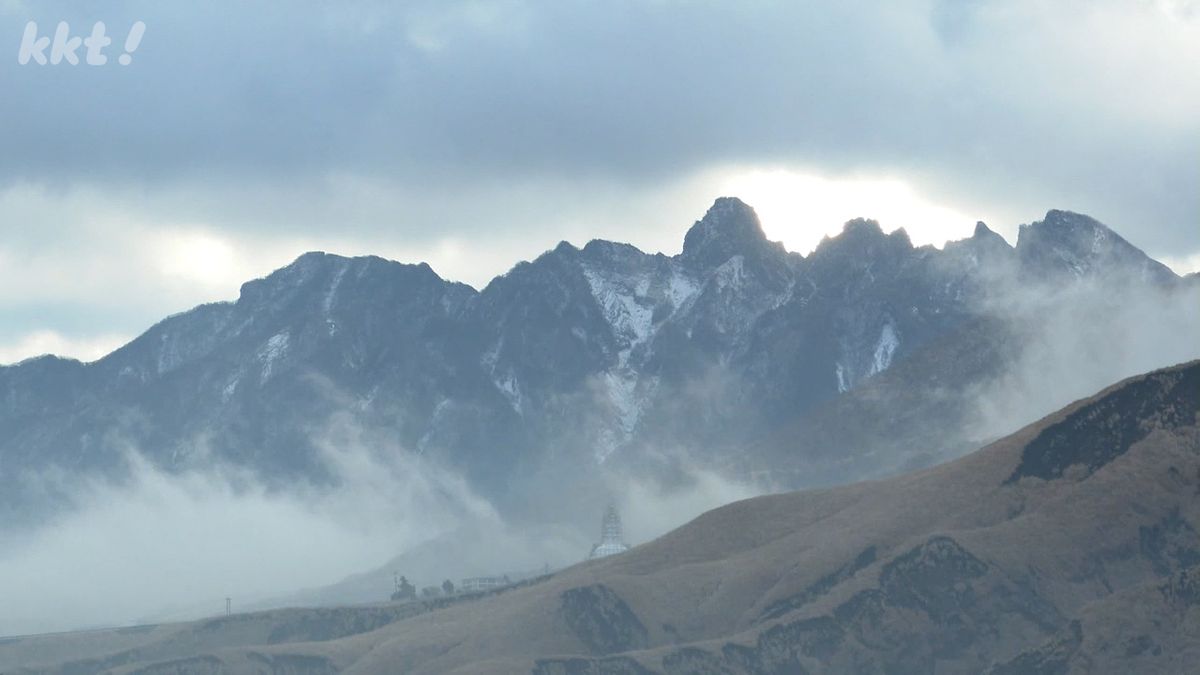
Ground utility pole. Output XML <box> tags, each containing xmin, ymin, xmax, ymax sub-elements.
<box><xmin>225</xmin><ymin>597</ymin><xmax>231</xmax><ymax>616</ymax></box>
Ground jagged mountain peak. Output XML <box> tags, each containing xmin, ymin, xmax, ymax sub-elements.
<box><xmin>888</xmin><ymin>226</ymin><xmax>913</xmax><ymax>248</ymax></box>
<box><xmin>580</xmin><ymin>238</ymin><xmax>649</xmax><ymax>262</ymax></box>
<box><xmin>1017</xmin><ymin>209</ymin><xmax>1111</xmax><ymax>246</ymax></box>
<box><xmin>479</xmin><ymin>241</ymin><xmax>601</xmax><ymax>310</ymax></box>
<box><xmin>841</xmin><ymin>216</ymin><xmax>886</xmax><ymax>238</ymax></box>
<box><xmin>811</xmin><ymin>217</ymin><xmax>914</xmax><ymax>265</ymax></box>
<box><xmin>942</xmin><ymin>219</ymin><xmax>1012</xmax><ymax>262</ymax></box>
<box><xmin>1017</xmin><ymin>209</ymin><xmax>1176</xmax><ymax>283</ymax></box>
<box><xmin>680</xmin><ymin>196</ymin><xmax>781</xmax><ymax>269</ymax></box>
<box><xmin>496</xmin><ymin>239</ymin><xmax>580</xmax><ymax>276</ymax></box>
<box><xmin>522</xmin><ymin>240</ymin><xmax>581</xmax><ymax>266</ymax></box>
<box><xmin>238</xmin><ymin>251</ymin><xmax>449</xmax><ymax>307</ymax></box>
<box><xmin>551</xmin><ymin>240</ymin><xmax>578</xmax><ymax>256</ymax></box>
<box><xmin>1</xmin><ymin>198</ymin><xmax>1189</xmax><ymax>534</ymax></box>
<box><xmin>1042</xmin><ymin>208</ymin><xmax>1100</xmax><ymax>227</ymax></box>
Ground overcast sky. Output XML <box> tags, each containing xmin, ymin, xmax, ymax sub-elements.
<box><xmin>1</xmin><ymin>0</ymin><xmax>1197</xmax><ymax>364</ymax></box>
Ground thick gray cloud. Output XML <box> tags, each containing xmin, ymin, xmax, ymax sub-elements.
<box><xmin>1</xmin><ymin>0</ymin><xmax>1197</xmax><ymax>360</ymax></box>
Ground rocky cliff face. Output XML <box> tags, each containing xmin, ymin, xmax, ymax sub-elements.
<box><xmin>0</xmin><ymin>199</ymin><xmax>1188</xmax><ymax>520</ymax></box>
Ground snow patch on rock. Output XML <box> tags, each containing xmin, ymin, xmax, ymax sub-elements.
<box><xmin>713</xmin><ymin>255</ymin><xmax>746</xmax><ymax>291</ymax></box>
<box><xmin>667</xmin><ymin>269</ymin><xmax>699</xmax><ymax>310</ymax></box>
<box><xmin>836</xmin><ymin>363</ymin><xmax>849</xmax><ymax>393</ymax></box>
<box><xmin>323</xmin><ymin>261</ymin><xmax>349</xmax><ymax>335</ymax></box>
<box><xmin>578</xmin><ymin>260</ymin><xmax>703</xmax><ymax>463</ymax></box>
<box><xmin>869</xmin><ymin>323</ymin><xmax>899</xmax><ymax>376</ymax></box>
<box><xmin>495</xmin><ymin>371</ymin><xmax>523</xmax><ymax>414</ymax></box>
<box><xmin>258</xmin><ymin>331</ymin><xmax>290</xmax><ymax>382</ymax></box>
<box><xmin>417</xmin><ymin>398</ymin><xmax>453</xmax><ymax>452</ymax></box>
<box><xmin>594</xmin><ymin>371</ymin><xmax>658</xmax><ymax>464</ymax></box>
<box><xmin>581</xmin><ymin>264</ymin><xmax>655</xmax><ymax>350</ymax></box>
<box><xmin>221</xmin><ymin>375</ymin><xmax>240</xmax><ymax>402</ymax></box>
<box><xmin>481</xmin><ymin>337</ymin><xmax>502</xmax><ymax>371</ymax></box>
<box><xmin>605</xmin><ymin>371</ymin><xmax>639</xmax><ymax>433</ymax></box>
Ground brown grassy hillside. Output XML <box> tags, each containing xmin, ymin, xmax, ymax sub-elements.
<box><xmin>5</xmin><ymin>360</ymin><xmax>1198</xmax><ymax>674</ymax></box>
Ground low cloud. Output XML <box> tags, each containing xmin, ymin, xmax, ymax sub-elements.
<box><xmin>0</xmin><ymin>407</ymin><xmax>769</xmax><ymax>637</ymax></box>
<box><xmin>0</xmin><ymin>428</ymin><xmax>497</xmax><ymax>635</ymax></box>
<box><xmin>616</xmin><ymin>466</ymin><xmax>763</xmax><ymax>545</ymax></box>
<box><xmin>969</xmin><ymin>278</ymin><xmax>1200</xmax><ymax>443</ymax></box>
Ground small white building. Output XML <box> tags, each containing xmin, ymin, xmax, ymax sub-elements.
<box><xmin>459</xmin><ymin>576</ymin><xmax>509</xmax><ymax>593</ymax></box>
<box><xmin>588</xmin><ymin>505</ymin><xmax>630</xmax><ymax>559</ymax></box>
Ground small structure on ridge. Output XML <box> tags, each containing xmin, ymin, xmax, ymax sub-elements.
<box><xmin>588</xmin><ymin>504</ymin><xmax>630</xmax><ymax>559</ymax></box>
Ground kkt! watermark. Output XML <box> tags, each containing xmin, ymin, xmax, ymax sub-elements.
<box><xmin>18</xmin><ymin>21</ymin><xmax>145</xmax><ymax>65</ymax></box>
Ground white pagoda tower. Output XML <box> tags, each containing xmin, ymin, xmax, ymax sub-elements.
<box><xmin>588</xmin><ymin>505</ymin><xmax>630</xmax><ymax>559</ymax></box>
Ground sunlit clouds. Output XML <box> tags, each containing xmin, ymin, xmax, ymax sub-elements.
<box><xmin>715</xmin><ymin>167</ymin><xmax>986</xmax><ymax>253</ymax></box>
<box><xmin>1</xmin><ymin>0</ymin><xmax>1196</xmax><ymax>362</ymax></box>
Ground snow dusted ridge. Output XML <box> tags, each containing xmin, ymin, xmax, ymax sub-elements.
<box><xmin>1015</xmin><ymin>209</ymin><xmax>1177</xmax><ymax>285</ymax></box>
<box><xmin>3</xmin><ymin>199</ymin><xmax>1181</xmax><ymax>514</ymax></box>
<box><xmin>580</xmin><ymin>263</ymin><xmax>656</xmax><ymax>357</ymax></box>
<box><xmin>579</xmin><ymin>258</ymin><xmax>702</xmax><ymax>462</ymax></box>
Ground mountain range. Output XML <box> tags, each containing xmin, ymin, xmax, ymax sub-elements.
<box><xmin>0</xmin><ymin>198</ymin><xmax>1195</xmax><ymax>526</ymax></box>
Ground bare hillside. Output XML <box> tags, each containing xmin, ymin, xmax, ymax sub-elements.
<box><xmin>6</xmin><ymin>360</ymin><xmax>1199</xmax><ymax>674</ymax></box>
